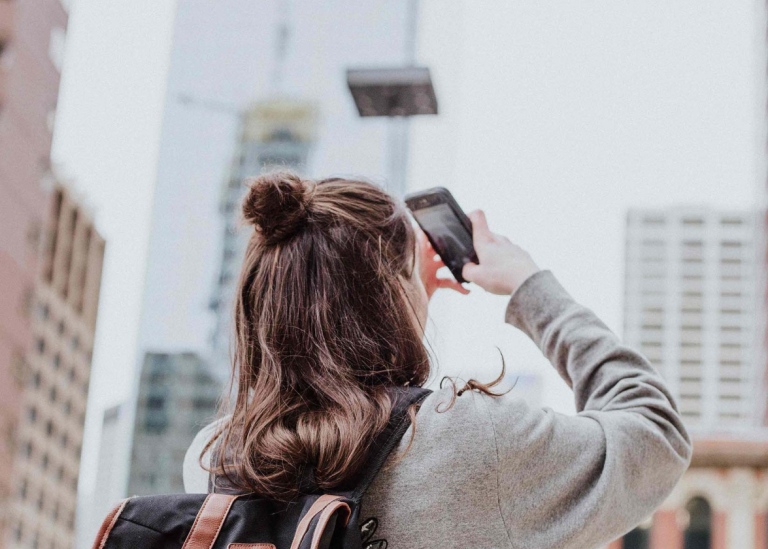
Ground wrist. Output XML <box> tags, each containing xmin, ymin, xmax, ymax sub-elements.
<box><xmin>508</xmin><ymin>266</ymin><xmax>542</xmax><ymax>296</ymax></box>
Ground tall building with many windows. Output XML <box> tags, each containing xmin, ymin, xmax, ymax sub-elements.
<box><xmin>0</xmin><ymin>1</ymin><xmax>69</xmax><ymax>542</ymax></box>
<box><xmin>125</xmin><ymin>0</ymin><xmax>421</xmax><ymax>499</ymax></box>
<box><xmin>76</xmin><ymin>404</ymin><xmax>128</xmax><ymax>549</ymax></box>
<box><xmin>623</xmin><ymin>207</ymin><xmax>760</xmax><ymax>433</ymax></box>
<box><xmin>128</xmin><ymin>352</ymin><xmax>221</xmax><ymax>496</ymax></box>
<box><xmin>6</xmin><ymin>183</ymin><xmax>104</xmax><ymax>549</ymax></box>
<box><xmin>209</xmin><ymin>99</ymin><xmax>316</xmax><ymax>375</ymax></box>
<box><xmin>610</xmin><ymin>206</ymin><xmax>768</xmax><ymax>549</ymax></box>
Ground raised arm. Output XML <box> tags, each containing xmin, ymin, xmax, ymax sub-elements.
<box><xmin>461</xmin><ymin>212</ymin><xmax>691</xmax><ymax>548</ymax></box>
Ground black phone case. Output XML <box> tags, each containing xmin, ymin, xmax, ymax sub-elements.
<box><xmin>404</xmin><ymin>187</ymin><xmax>478</xmax><ymax>284</ymax></box>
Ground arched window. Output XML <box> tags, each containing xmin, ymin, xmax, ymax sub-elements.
<box><xmin>684</xmin><ymin>497</ymin><xmax>712</xmax><ymax>549</ymax></box>
<box><xmin>623</xmin><ymin>517</ymin><xmax>651</xmax><ymax>549</ymax></box>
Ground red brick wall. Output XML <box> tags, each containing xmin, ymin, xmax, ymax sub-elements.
<box><xmin>650</xmin><ymin>510</ymin><xmax>682</xmax><ymax>549</ymax></box>
<box><xmin>712</xmin><ymin>511</ymin><xmax>727</xmax><ymax>549</ymax></box>
<box><xmin>755</xmin><ymin>513</ymin><xmax>767</xmax><ymax>549</ymax></box>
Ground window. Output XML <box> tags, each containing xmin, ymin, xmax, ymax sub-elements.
<box><xmin>144</xmin><ymin>413</ymin><xmax>168</xmax><ymax>434</ymax></box>
<box><xmin>146</xmin><ymin>396</ymin><xmax>165</xmax><ymax>410</ymax></box>
<box><xmin>643</xmin><ymin>216</ymin><xmax>665</xmax><ymax>226</ymax></box>
<box><xmin>684</xmin><ymin>497</ymin><xmax>711</xmax><ymax>549</ymax></box>
<box><xmin>36</xmin><ymin>303</ymin><xmax>49</xmax><ymax>321</ymax></box>
<box><xmin>192</xmin><ymin>397</ymin><xmax>217</xmax><ymax>412</ymax></box>
<box><xmin>720</xmin><ymin>217</ymin><xmax>742</xmax><ymax>226</ymax></box>
<box><xmin>624</xmin><ymin>522</ymin><xmax>651</xmax><ymax>549</ymax></box>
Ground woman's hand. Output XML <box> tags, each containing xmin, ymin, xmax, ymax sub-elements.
<box><xmin>461</xmin><ymin>210</ymin><xmax>541</xmax><ymax>296</ymax></box>
<box><xmin>417</xmin><ymin>230</ymin><xmax>470</xmax><ymax>300</ymax></box>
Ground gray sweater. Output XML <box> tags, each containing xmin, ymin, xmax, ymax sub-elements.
<box><xmin>183</xmin><ymin>269</ymin><xmax>692</xmax><ymax>549</ymax></box>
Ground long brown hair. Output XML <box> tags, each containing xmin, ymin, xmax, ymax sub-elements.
<box><xmin>203</xmin><ymin>172</ymin><xmax>432</xmax><ymax>501</ymax></box>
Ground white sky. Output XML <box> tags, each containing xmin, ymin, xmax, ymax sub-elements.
<box><xmin>52</xmin><ymin>0</ymin><xmax>765</xmax><ymax>521</ymax></box>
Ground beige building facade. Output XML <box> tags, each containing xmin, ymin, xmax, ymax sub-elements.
<box><xmin>5</xmin><ymin>184</ymin><xmax>104</xmax><ymax>549</ymax></box>
<box><xmin>608</xmin><ymin>438</ymin><xmax>768</xmax><ymax>549</ymax></box>
<box><xmin>617</xmin><ymin>206</ymin><xmax>768</xmax><ymax>548</ymax></box>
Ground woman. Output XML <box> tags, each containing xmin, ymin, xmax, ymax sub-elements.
<box><xmin>184</xmin><ymin>172</ymin><xmax>691</xmax><ymax>549</ymax></box>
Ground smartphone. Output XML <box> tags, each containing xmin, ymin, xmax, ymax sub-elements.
<box><xmin>404</xmin><ymin>187</ymin><xmax>478</xmax><ymax>284</ymax></box>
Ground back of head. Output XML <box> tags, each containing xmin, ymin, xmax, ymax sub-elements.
<box><xmin>208</xmin><ymin>171</ymin><xmax>430</xmax><ymax>500</ymax></box>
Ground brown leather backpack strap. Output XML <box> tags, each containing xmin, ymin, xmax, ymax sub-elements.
<box><xmin>309</xmin><ymin>499</ymin><xmax>351</xmax><ymax>549</ymax></box>
<box><xmin>92</xmin><ymin>498</ymin><xmax>130</xmax><ymax>549</ymax></box>
<box><xmin>181</xmin><ymin>493</ymin><xmax>239</xmax><ymax>549</ymax></box>
<box><xmin>289</xmin><ymin>495</ymin><xmax>346</xmax><ymax>549</ymax></box>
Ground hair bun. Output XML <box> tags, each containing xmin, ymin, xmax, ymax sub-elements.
<box><xmin>243</xmin><ymin>172</ymin><xmax>313</xmax><ymax>245</ymax></box>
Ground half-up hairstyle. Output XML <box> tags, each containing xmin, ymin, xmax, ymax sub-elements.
<box><xmin>203</xmin><ymin>171</ymin><xmax>431</xmax><ymax>501</ymax></box>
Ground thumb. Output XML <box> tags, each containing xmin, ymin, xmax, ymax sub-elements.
<box><xmin>462</xmin><ymin>261</ymin><xmax>481</xmax><ymax>283</ymax></box>
<box><xmin>468</xmin><ymin>209</ymin><xmax>492</xmax><ymax>243</ymax></box>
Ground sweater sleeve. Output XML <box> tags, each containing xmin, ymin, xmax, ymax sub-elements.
<box><xmin>485</xmin><ymin>269</ymin><xmax>691</xmax><ymax>549</ymax></box>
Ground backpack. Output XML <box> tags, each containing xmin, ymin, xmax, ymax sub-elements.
<box><xmin>92</xmin><ymin>386</ymin><xmax>431</xmax><ymax>549</ymax></box>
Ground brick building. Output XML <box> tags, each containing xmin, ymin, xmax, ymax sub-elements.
<box><xmin>6</xmin><ymin>183</ymin><xmax>104</xmax><ymax>549</ymax></box>
<box><xmin>0</xmin><ymin>0</ymin><xmax>69</xmax><ymax>543</ymax></box>
<box><xmin>608</xmin><ymin>438</ymin><xmax>768</xmax><ymax>549</ymax></box>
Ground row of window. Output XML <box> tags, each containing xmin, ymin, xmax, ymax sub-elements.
<box><xmin>622</xmin><ymin>496</ymin><xmax>713</xmax><ymax>549</ymax></box>
<box><xmin>14</xmin><ymin>510</ymin><xmax>75</xmax><ymax>549</ymax></box>
<box><xmin>20</xmin><ymin>436</ymin><xmax>80</xmax><ymax>488</ymax></box>
<box><xmin>17</xmin><ymin>478</ymin><xmax>76</xmax><ymax>527</ymax></box>
<box><xmin>27</xmin><ymin>363</ymin><xmax>87</xmax><ymax>424</ymax></box>
<box><xmin>637</xmin><ymin>273</ymin><xmax>748</xmax><ymax>285</ymax></box>
<box><xmin>639</xmin><ymin>215</ymin><xmax>746</xmax><ymax>226</ymax></box>
<box><xmin>25</xmin><ymin>404</ymin><xmax>83</xmax><ymax>455</ymax></box>
<box><xmin>34</xmin><ymin>310</ymin><xmax>92</xmax><ymax>359</ymax></box>
<box><xmin>641</xmin><ymin>339</ymin><xmax>745</xmax><ymax>348</ymax></box>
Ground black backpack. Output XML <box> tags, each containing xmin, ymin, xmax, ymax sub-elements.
<box><xmin>92</xmin><ymin>387</ymin><xmax>431</xmax><ymax>549</ymax></box>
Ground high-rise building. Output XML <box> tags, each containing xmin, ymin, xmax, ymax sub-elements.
<box><xmin>0</xmin><ymin>0</ymin><xmax>69</xmax><ymax>541</ymax></box>
<box><xmin>128</xmin><ymin>352</ymin><xmax>221</xmax><ymax>496</ymax></box>
<box><xmin>209</xmin><ymin>99</ymin><xmax>316</xmax><ymax>374</ymax></box>
<box><xmin>75</xmin><ymin>404</ymin><xmax>129</xmax><ymax>549</ymax></box>
<box><xmin>125</xmin><ymin>0</ymin><xmax>421</xmax><ymax>499</ymax></box>
<box><xmin>612</xmin><ymin>205</ymin><xmax>768</xmax><ymax>549</ymax></box>
<box><xmin>623</xmin><ymin>207</ymin><xmax>760</xmax><ymax>433</ymax></box>
<box><xmin>5</xmin><ymin>183</ymin><xmax>104</xmax><ymax>549</ymax></box>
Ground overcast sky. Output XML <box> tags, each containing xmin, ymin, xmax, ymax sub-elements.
<box><xmin>52</xmin><ymin>0</ymin><xmax>765</xmax><ymax>516</ymax></box>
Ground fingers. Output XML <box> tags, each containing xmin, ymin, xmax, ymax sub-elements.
<box><xmin>416</xmin><ymin>229</ymin><xmax>429</xmax><ymax>251</ymax></box>
<box><xmin>416</xmin><ymin>229</ymin><xmax>439</xmax><ymax>258</ymax></box>
<box><xmin>436</xmin><ymin>277</ymin><xmax>470</xmax><ymax>295</ymax></box>
<box><xmin>462</xmin><ymin>261</ymin><xmax>480</xmax><ymax>283</ymax></box>
<box><xmin>468</xmin><ymin>209</ymin><xmax>493</xmax><ymax>244</ymax></box>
